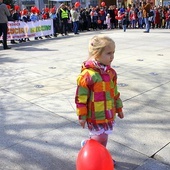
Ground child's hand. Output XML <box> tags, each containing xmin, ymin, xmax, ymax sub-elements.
<box><xmin>79</xmin><ymin>120</ymin><xmax>86</xmax><ymax>128</ymax></box>
<box><xmin>118</xmin><ymin>112</ymin><xmax>124</xmax><ymax>119</ymax></box>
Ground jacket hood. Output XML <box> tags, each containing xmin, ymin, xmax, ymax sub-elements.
<box><xmin>81</xmin><ymin>60</ymin><xmax>111</xmax><ymax>73</ymax></box>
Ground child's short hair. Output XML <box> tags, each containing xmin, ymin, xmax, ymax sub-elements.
<box><xmin>88</xmin><ymin>35</ymin><xmax>115</xmax><ymax>59</ymax></box>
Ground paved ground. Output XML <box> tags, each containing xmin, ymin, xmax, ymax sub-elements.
<box><xmin>0</xmin><ymin>28</ymin><xmax>170</xmax><ymax>170</ymax></box>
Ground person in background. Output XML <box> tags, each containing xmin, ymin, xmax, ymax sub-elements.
<box><xmin>116</xmin><ymin>11</ymin><xmax>123</xmax><ymax>29</ymax></box>
<box><xmin>12</xmin><ymin>5</ymin><xmax>25</xmax><ymax>43</ymax></box>
<box><xmin>107</xmin><ymin>5</ymin><xmax>116</xmax><ymax>29</ymax></box>
<box><xmin>70</xmin><ymin>5</ymin><xmax>79</xmax><ymax>34</ymax></box>
<box><xmin>98</xmin><ymin>7</ymin><xmax>106</xmax><ymax>29</ymax></box>
<box><xmin>142</xmin><ymin>0</ymin><xmax>151</xmax><ymax>33</ymax></box>
<box><xmin>0</xmin><ymin>0</ymin><xmax>11</xmax><ymax>49</ymax></box>
<box><xmin>154</xmin><ymin>7</ymin><xmax>161</xmax><ymax>28</ymax></box>
<box><xmin>42</xmin><ymin>8</ymin><xmax>52</xmax><ymax>38</ymax></box>
<box><xmin>130</xmin><ymin>9</ymin><xmax>137</xmax><ymax>29</ymax></box>
<box><xmin>7</xmin><ymin>8</ymin><xmax>18</xmax><ymax>44</ymax></box>
<box><xmin>30</xmin><ymin>8</ymin><xmax>43</xmax><ymax>40</ymax></box>
<box><xmin>137</xmin><ymin>7</ymin><xmax>144</xmax><ymax>29</ymax></box>
<box><xmin>113</xmin><ymin>6</ymin><xmax>118</xmax><ymax>28</ymax></box>
<box><xmin>50</xmin><ymin>8</ymin><xmax>59</xmax><ymax>37</ymax></box>
<box><xmin>21</xmin><ymin>9</ymin><xmax>30</xmax><ymax>41</ymax></box>
<box><xmin>90</xmin><ymin>7</ymin><xmax>98</xmax><ymax>30</ymax></box>
<box><xmin>80</xmin><ymin>8</ymin><xmax>90</xmax><ymax>31</ymax></box>
<box><xmin>165</xmin><ymin>9</ymin><xmax>170</xmax><ymax>29</ymax></box>
<box><xmin>122</xmin><ymin>12</ymin><xmax>128</xmax><ymax>32</ymax></box>
<box><xmin>105</xmin><ymin>13</ymin><xmax>111</xmax><ymax>29</ymax></box>
<box><xmin>148</xmin><ymin>7</ymin><xmax>155</xmax><ymax>29</ymax></box>
<box><xmin>58</xmin><ymin>3</ymin><xmax>69</xmax><ymax>36</ymax></box>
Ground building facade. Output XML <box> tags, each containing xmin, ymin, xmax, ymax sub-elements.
<box><xmin>16</xmin><ymin>0</ymin><xmax>169</xmax><ymax>11</ymax></box>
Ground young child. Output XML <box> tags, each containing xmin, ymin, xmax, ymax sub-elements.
<box><xmin>75</xmin><ymin>35</ymin><xmax>124</xmax><ymax>155</ymax></box>
<box><xmin>122</xmin><ymin>12</ymin><xmax>128</xmax><ymax>32</ymax></box>
<box><xmin>106</xmin><ymin>13</ymin><xmax>111</xmax><ymax>29</ymax></box>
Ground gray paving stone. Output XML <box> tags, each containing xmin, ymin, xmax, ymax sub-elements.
<box><xmin>0</xmin><ymin>122</ymin><xmax>153</xmax><ymax>170</ymax></box>
<box><xmin>31</xmin><ymin>89</ymin><xmax>77</xmax><ymax>122</ymax></box>
<box><xmin>0</xmin><ymin>29</ymin><xmax>170</xmax><ymax>170</ymax></box>
<box><xmin>0</xmin><ymin>123</ymin><xmax>85</xmax><ymax>170</ymax></box>
<box><xmin>0</xmin><ymin>104</ymin><xmax>72</xmax><ymax>150</ymax></box>
<box><xmin>111</xmin><ymin>99</ymin><xmax>170</xmax><ymax>156</ymax></box>
<box><xmin>3</xmin><ymin>77</ymin><xmax>75</xmax><ymax>101</ymax></box>
<box><xmin>134</xmin><ymin>158</ymin><xmax>170</xmax><ymax>170</ymax></box>
<box><xmin>128</xmin><ymin>82</ymin><xmax>170</xmax><ymax>111</ymax></box>
<box><xmin>153</xmin><ymin>143</ymin><xmax>170</xmax><ymax>166</ymax></box>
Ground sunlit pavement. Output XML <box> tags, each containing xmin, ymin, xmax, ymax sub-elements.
<box><xmin>0</xmin><ymin>28</ymin><xmax>170</xmax><ymax>170</ymax></box>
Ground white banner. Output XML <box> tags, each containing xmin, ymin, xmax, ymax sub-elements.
<box><xmin>0</xmin><ymin>19</ymin><xmax>54</xmax><ymax>40</ymax></box>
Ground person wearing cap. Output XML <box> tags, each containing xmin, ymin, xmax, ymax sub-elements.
<box><xmin>0</xmin><ymin>0</ymin><xmax>11</xmax><ymax>49</ymax></box>
<box><xmin>70</xmin><ymin>5</ymin><xmax>80</xmax><ymax>34</ymax></box>
<box><xmin>59</xmin><ymin>3</ymin><xmax>70</xmax><ymax>36</ymax></box>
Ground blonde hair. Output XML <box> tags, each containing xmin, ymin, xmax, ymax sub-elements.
<box><xmin>88</xmin><ymin>35</ymin><xmax>115</xmax><ymax>59</ymax></box>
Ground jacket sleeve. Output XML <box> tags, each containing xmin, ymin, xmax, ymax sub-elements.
<box><xmin>113</xmin><ymin>71</ymin><xmax>123</xmax><ymax>113</ymax></box>
<box><xmin>114</xmin><ymin>87</ymin><xmax>123</xmax><ymax>113</ymax></box>
<box><xmin>75</xmin><ymin>71</ymin><xmax>91</xmax><ymax>120</ymax></box>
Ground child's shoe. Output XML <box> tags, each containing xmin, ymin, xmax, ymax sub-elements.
<box><xmin>81</xmin><ymin>140</ymin><xmax>87</xmax><ymax>147</ymax></box>
<box><xmin>113</xmin><ymin>159</ymin><xmax>116</xmax><ymax>166</ymax></box>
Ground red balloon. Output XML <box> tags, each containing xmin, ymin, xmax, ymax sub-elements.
<box><xmin>42</xmin><ymin>14</ymin><xmax>47</xmax><ymax>19</ymax></box>
<box><xmin>45</xmin><ymin>7</ymin><xmax>49</xmax><ymax>13</ymax></box>
<box><xmin>14</xmin><ymin>5</ymin><xmax>20</xmax><ymax>11</ymax></box>
<box><xmin>98</xmin><ymin>19</ymin><xmax>102</xmax><ymax>24</ymax></box>
<box><xmin>22</xmin><ymin>9</ymin><xmax>28</xmax><ymax>15</ymax></box>
<box><xmin>36</xmin><ymin>9</ymin><xmax>40</xmax><ymax>14</ymax></box>
<box><xmin>34</xmin><ymin>6</ymin><xmax>38</xmax><ymax>11</ymax></box>
<box><xmin>6</xmin><ymin>5</ymin><xmax>11</xmax><ymax>9</ymax></box>
<box><xmin>101</xmin><ymin>2</ymin><xmax>106</xmax><ymax>7</ymax></box>
<box><xmin>76</xmin><ymin>139</ymin><xmax>114</xmax><ymax>170</ymax></box>
<box><xmin>30</xmin><ymin>6</ymin><xmax>39</xmax><ymax>13</ymax></box>
<box><xmin>31</xmin><ymin>7</ymin><xmax>36</xmax><ymax>13</ymax></box>
<box><xmin>75</xmin><ymin>2</ymin><xmax>80</xmax><ymax>8</ymax></box>
<box><xmin>51</xmin><ymin>8</ymin><xmax>55</xmax><ymax>13</ymax></box>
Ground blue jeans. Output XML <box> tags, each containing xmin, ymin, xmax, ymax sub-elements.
<box><xmin>138</xmin><ymin>18</ymin><xmax>143</xmax><ymax>28</ymax></box>
<box><xmin>122</xmin><ymin>25</ymin><xmax>126</xmax><ymax>32</ymax></box>
<box><xmin>73</xmin><ymin>21</ymin><xmax>79</xmax><ymax>34</ymax></box>
<box><xmin>165</xmin><ymin>20</ymin><xmax>170</xmax><ymax>29</ymax></box>
<box><xmin>132</xmin><ymin>20</ymin><xmax>136</xmax><ymax>28</ymax></box>
<box><xmin>144</xmin><ymin>17</ymin><xmax>150</xmax><ymax>32</ymax></box>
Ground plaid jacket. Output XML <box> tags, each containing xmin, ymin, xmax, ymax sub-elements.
<box><xmin>75</xmin><ymin>60</ymin><xmax>123</xmax><ymax>124</ymax></box>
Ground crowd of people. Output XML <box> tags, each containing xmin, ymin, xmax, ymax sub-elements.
<box><xmin>0</xmin><ymin>0</ymin><xmax>170</xmax><ymax>49</ymax></box>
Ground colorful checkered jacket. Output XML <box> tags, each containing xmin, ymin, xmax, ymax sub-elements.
<box><xmin>75</xmin><ymin>60</ymin><xmax>123</xmax><ymax>124</ymax></box>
